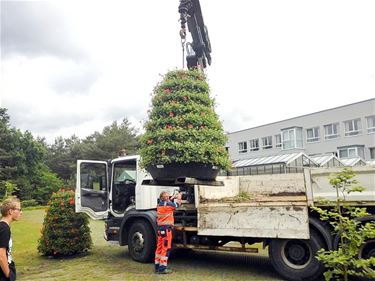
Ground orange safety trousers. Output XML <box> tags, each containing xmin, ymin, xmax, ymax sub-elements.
<box><xmin>154</xmin><ymin>228</ymin><xmax>173</xmax><ymax>272</ymax></box>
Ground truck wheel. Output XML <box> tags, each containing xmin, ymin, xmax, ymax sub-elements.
<box><xmin>357</xmin><ymin>238</ymin><xmax>375</xmax><ymax>281</ymax></box>
<box><xmin>127</xmin><ymin>220</ymin><xmax>156</xmax><ymax>263</ymax></box>
<box><xmin>269</xmin><ymin>230</ymin><xmax>325</xmax><ymax>281</ymax></box>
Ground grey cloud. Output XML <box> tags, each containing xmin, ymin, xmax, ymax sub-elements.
<box><xmin>49</xmin><ymin>68</ymin><xmax>99</xmax><ymax>95</ymax></box>
<box><xmin>1</xmin><ymin>1</ymin><xmax>84</xmax><ymax>60</ymax></box>
<box><xmin>5</xmin><ymin>100</ymin><xmax>145</xmax><ymax>137</ymax></box>
<box><xmin>6</xmin><ymin>105</ymin><xmax>93</xmax><ymax>133</ymax></box>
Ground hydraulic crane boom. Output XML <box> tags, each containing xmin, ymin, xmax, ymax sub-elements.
<box><xmin>178</xmin><ymin>0</ymin><xmax>212</xmax><ymax>70</ymax></box>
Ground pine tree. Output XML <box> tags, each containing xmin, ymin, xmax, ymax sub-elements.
<box><xmin>140</xmin><ymin>70</ymin><xmax>230</xmax><ymax>179</ymax></box>
<box><xmin>38</xmin><ymin>188</ymin><xmax>92</xmax><ymax>257</ymax></box>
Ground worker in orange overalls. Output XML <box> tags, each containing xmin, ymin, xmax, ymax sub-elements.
<box><xmin>154</xmin><ymin>191</ymin><xmax>182</xmax><ymax>274</ymax></box>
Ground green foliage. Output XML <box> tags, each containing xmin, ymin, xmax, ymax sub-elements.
<box><xmin>1</xmin><ymin>107</ymin><xmax>139</xmax><ymax>202</ymax></box>
<box><xmin>38</xmin><ymin>189</ymin><xmax>92</xmax><ymax>257</ymax></box>
<box><xmin>31</xmin><ymin>164</ymin><xmax>64</xmax><ymax>205</ymax></box>
<box><xmin>140</xmin><ymin>69</ymin><xmax>231</xmax><ymax>170</ymax></box>
<box><xmin>311</xmin><ymin>168</ymin><xmax>375</xmax><ymax>281</ymax></box>
<box><xmin>46</xmin><ymin>119</ymin><xmax>139</xmax><ymax>181</ymax></box>
<box><xmin>0</xmin><ymin>181</ymin><xmax>18</xmax><ymax>199</ymax></box>
<box><xmin>21</xmin><ymin>199</ymin><xmax>38</xmax><ymax>208</ymax></box>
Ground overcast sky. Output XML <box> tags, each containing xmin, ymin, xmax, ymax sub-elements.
<box><xmin>1</xmin><ymin>0</ymin><xmax>374</xmax><ymax>143</ymax></box>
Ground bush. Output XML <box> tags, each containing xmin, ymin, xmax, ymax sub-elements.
<box><xmin>21</xmin><ymin>199</ymin><xmax>38</xmax><ymax>208</ymax></box>
<box><xmin>38</xmin><ymin>188</ymin><xmax>92</xmax><ymax>257</ymax></box>
<box><xmin>140</xmin><ymin>69</ymin><xmax>231</xmax><ymax>170</ymax></box>
<box><xmin>312</xmin><ymin>168</ymin><xmax>375</xmax><ymax>281</ymax></box>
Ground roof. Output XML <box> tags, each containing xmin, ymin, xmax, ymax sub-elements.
<box><xmin>228</xmin><ymin>98</ymin><xmax>375</xmax><ymax>135</ymax></box>
<box><xmin>340</xmin><ymin>157</ymin><xmax>366</xmax><ymax>167</ymax></box>
<box><xmin>310</xmin><ymin>154</ymin><xmax>344</xmax><ymax>166</ymax></box>
<box><xmin>232</xmin><ymin>152</ymin><xmax>318</xmax><ymax>168</ymax></box>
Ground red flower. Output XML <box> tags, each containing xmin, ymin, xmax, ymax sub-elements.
<box><xmin>147</xmin><ymin>139</ymin><xmax>153</xmax><ymax>145</ymax></box>
<box><xmin>60</xmin><ymin>188</ymin><xmax>65</xmax><ymax>192</ymax></box>
<box><xmin>169</xmin><ymin>112</ymin><xmax>174</xmax><ymax>117</ymax></box>
<box><xmin>183</xmin><ymin>96</ymin><xmax>188</xmax><ymax>101</ymax></box>
<box><xmin>69</xmin><ymin>199</ymin><xmax>75</xmax><ymax>206</ymax></box>
<box><xmin>187</xmin><ymin>124</ymin><xmax>193</xmax><ymax>129</ymax></box>
<box><xmin>166</xmin><ymin>124</ymin><xmax>172</xmax><ymax>129</ymax></box>
<box><xmin>164</xmin><ymin>88</ymin><xmax>171</xmax><ymax>94</ymax></box>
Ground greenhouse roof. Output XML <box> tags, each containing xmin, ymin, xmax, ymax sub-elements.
<box><xmin>232</xmin><ymin>152</ymin><xmax>317</xmax><ymax>168</ymax></box>
<box><xmin>340</xmin><ymin>157</ymin><xmax>366</xmax><ymax>167</ymax></box>
<box><xmin>310</xmin><ymin>154</ymin><xmax>344</xmax><ymax>166</ymax></box>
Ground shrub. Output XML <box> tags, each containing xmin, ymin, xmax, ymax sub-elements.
<box><xmin>140</xmin><ymin>69</ymin><xmax>231</xmax><ymax>170</ymax></box>
<box><xmin>312</xmin><ymin>168</ymin><xmax>375</xmax><ymax>281</ymax></box>
<box><xmin>21</xmin><ymin>199</ymin><xmax>38</xmax><ymax>208</ymax></box>
<box><xmin>38</xmin><ymin>188</ymin><xmax>92</xmax><ymax>257</ymax></box>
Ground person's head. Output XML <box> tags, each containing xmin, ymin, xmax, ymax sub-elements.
<box><xmin>1</xmin><ymin>198</ymin><xmax>22</xmax><ymax>221</ymax></box>
<box><xmin>159</xmin><ymin>191</ymin><xmax>170</xmax><ymax>202</ymax></box>
<box><xmin>118</xmin><ymin>149</ymin><xmax>127</xmax><ymax>157</ymax></box>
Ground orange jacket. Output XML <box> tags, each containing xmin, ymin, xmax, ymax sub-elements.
<box><xmin>157</xmin><ymin>200</ymin><xmax>179</xmax><ymax>227</ymax></box>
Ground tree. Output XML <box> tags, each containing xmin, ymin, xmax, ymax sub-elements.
<box><xmin>38</xmin><ymin>189</ymin><xmax>92</xmax><ymax>257</ymax></box>
<box><xmin>312</xmin><ymin>168</ymin><xmax>375</xmax><ymax>281</ymax></box>
<box><xmin>0</xmin><ymin>108</ymin><xmax>18</xmax><ymax>195</ymax></box>
<box><xmin>82</xmin><ymin>118</ymin><xmax>139</xmax><ymax>160</ymax></box>
<box><xmin>0</xmin><ymin>107</ymin><xmax>63</xmax><ymax>202</ymax></box>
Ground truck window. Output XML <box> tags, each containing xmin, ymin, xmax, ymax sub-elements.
<box><xmin>80</xmin><ymin>163</ymin><xmax>107</xmax><ymax>191</ymax></box>
<box><xmin>112</xmin><ymin>160</ymin><xmax>136</xmax><ymax>213</ymax></box>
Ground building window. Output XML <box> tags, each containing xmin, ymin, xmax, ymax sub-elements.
<box><xmin>238</xmin><ymin>141</ymin><xmax>247</xmax><ymax>153</ymax></box>
<box><xmin>262</xmin><ymin>136</ymin><xmax>272</xmax><ymax>149</ymax></box>
<box><xmin>344</xmin><ymin>118</ymin><xmax>362</xmax><ymax>136</ymax></box>
<box><xmin>370</xmin><ymin>148</ymin><xmax>375</xmax><ymax>159</ymax></box>
<box><xmin>324</xmin><ymin>123</ymin><xmax>340</xmax><ymax>140</ymax></box>
<box><xmin>338</xmin><ymin>146</ymin><xmax>364</xmax><ymax>159</ymax></box>
<box><xmin>306</xmin><ymin>127</ymin><xmax>320</xmax><ymax>143</ymax></box>
<box><xmin>281</xmin><ymin>127</ymin><xmax>303</xmax><ymax>150</ymax></box>
<box><xmin>275</xmin><ymin>134</ymin><xmax>282</xmax><ymax>148</ymax></box>
<box><xmin>366</xmin><ymin>115</ymin><xmax>375</xmax><ymax>133</ymax></box>
<box><xmin>249</xmin><ymin>139</ymin><xmax>259</xmax><ymax>151</ymax></box>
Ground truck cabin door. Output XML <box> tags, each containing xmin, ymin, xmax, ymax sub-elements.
<box><xmin>110</xmin><ymin>158</ymin><xmax>137</xmax><ymax>215</ymax></box>
<box><xmin>76</xmin><ymin>160</ymin><xmax>109</xmax><ymax>220</ymax></box>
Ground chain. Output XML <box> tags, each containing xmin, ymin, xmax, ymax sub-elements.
<box><xmin>180</xmin><ymin>28</ymin><xmax>187</xmax><ymax>69</ymax></box>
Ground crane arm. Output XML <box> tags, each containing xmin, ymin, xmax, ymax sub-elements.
<box><xmin>178</xmin><ymin>0</ymin><xmax>212</xmax><ymax>70</ymax></box>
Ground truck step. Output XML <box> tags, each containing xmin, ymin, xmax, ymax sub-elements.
<box><xmin>174</xmin><ymin>225</ymin><xmax>198</xmax><ymax>231</ymax></box>
<box><xmin>174</xmin><ymin>243</ymin><xmax>259</xmax><ymax>253</ymax></box>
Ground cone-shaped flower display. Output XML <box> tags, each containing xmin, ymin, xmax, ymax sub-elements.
<box><xmin>38</xmin><ymin>189</ymin><xmax>92</xmax><ymax>257</ymax></box>
<box><xmin>140</xmin><ymin>70</ymin><xmax>230</xmax><ymax>180</ymax></box>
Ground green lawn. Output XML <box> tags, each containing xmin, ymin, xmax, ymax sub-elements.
<box><xmin>12</xmin><ymin>209</ymin><xmax>282</xmax><ymax>281</ymax></box>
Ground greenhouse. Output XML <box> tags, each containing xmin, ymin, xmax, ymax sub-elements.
<box><xmin>228</xmin><ymin>152</ymin><xmax>318</xmax><ymax>176</ymax></box>
<box><xmin>310</xmin><ymin>154</ymin><xmax>344</xmax><ymax>168</ymax></box>
<box><xmin>340</xmin><ymin>157</ymin><xmax>366</xmax><ymax>167</ymax></box>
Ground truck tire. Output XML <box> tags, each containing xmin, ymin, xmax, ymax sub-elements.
<box><xmin>269</xmin><ymin>230</ymin><xmax>325</xmax><ymax>281</ymax></box>
<box><xmin>127</xmin><ymin>220</ymin><xmax>156</xmax><ymax>263</ymax></box>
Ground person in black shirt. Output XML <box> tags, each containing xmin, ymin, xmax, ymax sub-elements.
<box><xmin>0</xmin><ymin>198</ymin><xmax>22</xmax><ymax>281</ymax></box>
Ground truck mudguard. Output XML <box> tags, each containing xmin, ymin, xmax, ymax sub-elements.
<box><xmin>119</xmin><ymin>209</ymin><xmax>157</xmax><ymax>246</ymax></box>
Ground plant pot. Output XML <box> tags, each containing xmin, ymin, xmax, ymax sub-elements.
<box><xmin>146</xmin><ymin>162</ymin><xmax>219</xmax><ymax>181</ymax></box>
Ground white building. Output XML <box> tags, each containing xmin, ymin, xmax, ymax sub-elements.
<box><xmin>226</xmin><ymin>99</ymin><xmax>375</xmax><ymax>167</ymax></box>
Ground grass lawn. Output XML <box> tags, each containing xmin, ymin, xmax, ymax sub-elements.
<box><xmin>12</xmin><ymin>208</ymin><xmax>282</xmax><ymax>281</ymax></box>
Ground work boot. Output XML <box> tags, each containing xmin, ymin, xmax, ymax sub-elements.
<box><xmin>158</xmin><ymin>269</ymin><xmax>173</xmax><ymax>274</ymax></box>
